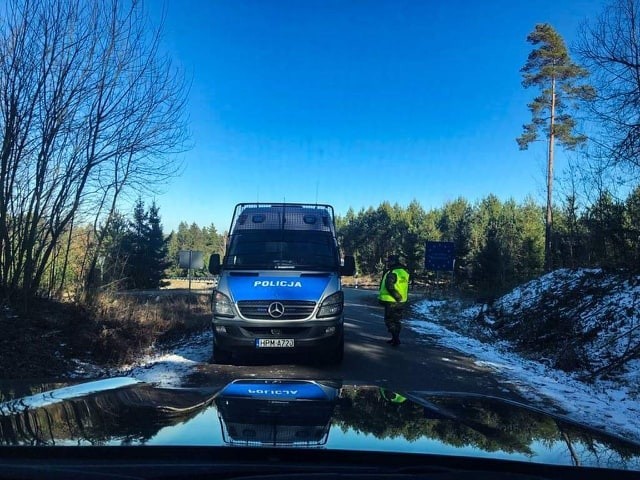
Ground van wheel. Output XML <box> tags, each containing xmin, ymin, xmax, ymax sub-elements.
<box><xmin>325</xmin><ymin>335</ymin><xmax>344</xmax><ymax>366</ymax></box>
<box><xmin>212</xmin><ymin>342</ymin><xmax>232</xmax><ymax>364</ymax></box>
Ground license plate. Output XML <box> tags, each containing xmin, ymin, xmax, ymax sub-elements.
<box><xmin>256</xmin><ymin>338</ymin><xmax>295</xmax><ymax>348</ymax></box>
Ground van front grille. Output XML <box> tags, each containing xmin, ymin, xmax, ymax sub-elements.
<box><xmin>237</xmin><ymin>300</ymin><xmax>316</xmax><ymax>320</ymax></box>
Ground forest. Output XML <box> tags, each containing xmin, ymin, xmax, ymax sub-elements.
<box><xmin>337</xmin><ymin>188</ymin><xmax>640</xmax><ymax>293</ymax></box>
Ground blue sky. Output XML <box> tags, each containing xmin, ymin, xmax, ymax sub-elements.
<box><xmin>147</xmin><ymin>0</ymin><xmax>604</xmax><ymax>233</ymax></box>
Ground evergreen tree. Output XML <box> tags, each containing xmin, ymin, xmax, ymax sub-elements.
<box><xmin>165</xmin><ymin>220</ymin><xmax>224</xmax><ymax>276</ymax></box>
<box><xmin>517</xmin><ymin>23</ymin><xmax>594</xmax><ymax>271</ymax></box>
<box><xmin>126</xmin><ymin>198</ymin><xmax>150</xmax><ymax>288</ymax></box>
<box><xmin>471</xmin><ymin>196</ymin><xmax>504</xmax><ymax>289</ymax></box>
<box><xmin>584</xmin><ymin>192</ymin><xmax>626</xmax><ymax>268</ymax></box>
<box><xmin>474</xmin><ymin>224</ymin><xmax>504</xmax><ymax>292</ymax></box>
<box><xmin>166</xmin><ymin>221</ymin><xmax>189</xmax><ymax>275</ymax></box>
<box><xmin>553</xmin><ymin>194</ymin><xmax>587</xmax><ymax>268</ymax></box>
<box><xmin>203</xmin><ymin>223</ymin><xmax>224</xmax><ymax>271</ymax></box>
<box><xmin>99</xmin><ymin>212</ymin><xmax>131</xmax><ymax>287</ymax></box>
<box><xmin>438</xmin><ymin>198</ymin><xmax>473</xmax><ymax>279</ymax></box>
<box><xmin>623</xmin><ymin>186</ymin><xmax>640</xmax><ymax>270</ymax></box>
<box><xmin>518</xmin><ymin>198</ymin><xmax>545</xmax><ymax>276</ymax></box>
<box><xmin>146</xmin><ymin>201</ymin><xmax>170</xmax><ymax>287</ymax></box>
<box><xmin>121</xmin><ymin>199</ymin><xmax>171</xmax><ymax>288</ymax></box>
<box><xmin>399</xmin><ymin>200</ymin><xmax>432</xmax><ymax>276</ymax></box>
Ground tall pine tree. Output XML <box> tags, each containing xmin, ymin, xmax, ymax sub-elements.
<box><xmin>125</xmin><ymin>198</ymin><xmax>169</xmax><ymax>289</ymax></box>
<box><xmin>146</xmin><ymin>201</ymin><xmax>170</xmax><ymax>287</ymax></box>
<box><xmin>517</xmin><ymin>23</ymin><xmax>594</xmax><ymax>271</ymax></box>
<box><xmin>128</xmin><ymin>198</ymin><xmax>150</xmax><ymax>289</ymax></box>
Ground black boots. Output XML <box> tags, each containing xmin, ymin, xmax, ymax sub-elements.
<box><xmin>387</xmin><ymin>333</ymin><xmax>400</xmax><ymax>346</ymax></box>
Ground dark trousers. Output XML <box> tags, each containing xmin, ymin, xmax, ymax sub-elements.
<box><xmin>384</xmin><ymin>303</ymin><xmax>404</xmax><ymax>336</ymax></box>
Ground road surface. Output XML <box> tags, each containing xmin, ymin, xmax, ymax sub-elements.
<box><xmin>184</xmin><ymin>288</ymin><xmax>526</xmax><ymax>401</ymax></box>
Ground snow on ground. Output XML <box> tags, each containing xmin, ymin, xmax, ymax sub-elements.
<box><xmin>115</xmin><ymin>330</ymin><xmax>212</xmax><ymax>387</ymax></box>
<box><xmin>492</xmin><ymin>269</ymin><xmax>640</xmax><ymax>371</ymax></box>
<box><xmin>494</xmin><ymin>268</ymin><xmax>602</xmax><ymax>314</ymax></box>
<box><xmin>408</xmin><ymin>295</ymin><xmax>640</xmax><ymax>444</ymax></box>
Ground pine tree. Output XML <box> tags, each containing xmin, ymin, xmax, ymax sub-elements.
<box><xmin>99</xmin><ymin>212</ymin><xmax>131</xmax><ymax>287</ymax></box>
<box><xmin>624</xmin><ymin>186</ymin><xmax>640</xmax><ymax>270</ymax></box>
<box><xmin>123</xmin><ymin>199</ymin><xmax>170</xmax><ymax>288</ymax></box>
<box><xmin>438</xmin><ymin>198</ymin><xmax>473</xmax><ymax>276</ymax></box>
<box><xmin>517</xmin><ymin>23</ymin><xmax>594</xmax><ymax>271</ymax></box>
<box><xmin>146</xmin><ymin>201</ymin><xmax>170</xmax><ymax>287</ymax></box>
<box><xmin>127</xmin><ymin>198</ymin><xmax>150</xmax><ymax>289</ymax></box>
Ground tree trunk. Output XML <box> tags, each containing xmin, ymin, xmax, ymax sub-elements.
<box><xmin>545</xmin><ymin>77</ymin><xmax>556</xmax><ymax>272</ymax></box>
<box><xmin>58</xmin><ymin>217</ymin><xmax>74</xmax><ymax>296</ymax></box>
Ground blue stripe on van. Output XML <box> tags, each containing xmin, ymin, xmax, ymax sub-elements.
<box><xmin>219</xmin><ymin>381</ymin><xmax>329</xmax><ymax>400</ymax></box>
<box><xmin>228</xmin><ymin>276</ymin><xmax>331</xmax><ymax>301</ymax></box>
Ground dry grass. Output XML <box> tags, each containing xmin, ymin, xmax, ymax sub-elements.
<box><xmin>86</xmin><ymin>293</ymin><xmax>211</xmax><ymax>364</ymax></box>
<box><xmin>161</xmin><ymin>279</ymin><xmax>215</xmax><ymax>290</ymax></box>
<box><xmin>0</xmin><ymin>292</ymin><xmax>212</xmax><ymax>378</ymax></box>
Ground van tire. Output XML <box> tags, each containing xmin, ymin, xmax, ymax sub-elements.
<box><xmin>212</xmin><ymin>342</ymin><xmax>232</xmax><ymax>364</ymax></box>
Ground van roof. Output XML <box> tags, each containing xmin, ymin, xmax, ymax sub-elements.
<box><xmin>229</xmin><ymin>203</ymin><xmax>336</xmax><ymax>235</ymax></box>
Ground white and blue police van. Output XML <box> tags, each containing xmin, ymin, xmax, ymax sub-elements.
<box><xmin>208</xmin><ymin>203</ymin><xmax>355</xmax><ymax>364</ymax></box>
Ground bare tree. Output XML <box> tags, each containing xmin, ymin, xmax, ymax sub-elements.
<box><xmin>578</xmin><ymin>0</ymin><xmax>640</xmax><ymax>176</ymax></box>
<box><xmin>0</xmin><ymin>0</ymin><xmax>188</xmax><ymax>302</ymax></box>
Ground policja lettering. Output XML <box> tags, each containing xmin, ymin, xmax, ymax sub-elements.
<box><xmin>248</xmin><ymin>389</ymin><xmax>299</xmax><ymax>395</ymax></box>
<box><xmin>253</xmin><ymin>280</ymin><xmax>303</xmax><ymax>287</ymax></box>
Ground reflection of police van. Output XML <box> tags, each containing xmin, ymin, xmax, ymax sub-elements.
<box><xmin>214</xmin><ymin>379</ymin><xmax>341</xmax><ymax>446</ymax></box>
<box><xmin>208</xmin><ymin>203</ymin><xmax>355</xmax><ymax>364</ymax></box>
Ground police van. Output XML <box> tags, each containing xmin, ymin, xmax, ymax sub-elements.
<box><xmin>208</xmin><ymin>203</ymin><xmax>355</xmax><ymax>364</ymax></box>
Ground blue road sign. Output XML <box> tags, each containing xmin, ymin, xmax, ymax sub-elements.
<box><xmin>425</xmin><ymin>241</ymin><xmax>455</xmax><ymax>271</ymax></box>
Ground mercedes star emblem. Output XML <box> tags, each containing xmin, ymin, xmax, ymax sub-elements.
<box><xmin>267</xmin><ymin>302</ymin><xmax>285</xmax><ymax>318</ymax></box>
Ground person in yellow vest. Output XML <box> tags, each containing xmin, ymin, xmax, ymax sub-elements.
<box><xmin>379</xmin><ymin>387</ymin><xmax>407</xmax><ymax>403</ymax></box>
<box><xmin>378</xmin><ymin>255</ymin><xmax>409</xmax><ymax>346</ymax></box>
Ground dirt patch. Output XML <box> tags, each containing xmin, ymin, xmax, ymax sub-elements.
<box><xmin>0</xmin><ymin>293</ymin><xmax>212</xmax><ymax>380</ymax></box>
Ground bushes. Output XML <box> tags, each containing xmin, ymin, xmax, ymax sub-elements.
<box><xmin>86</xmin><ymin>293</ymin><xmax>211</xmax><ymax>364</ymax></box>
<box><xmin>0</xmin><ymin>293</ymin><xmax>211</xmax><ymax>378</ymax></box>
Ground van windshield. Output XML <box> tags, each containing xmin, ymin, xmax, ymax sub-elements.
<box><xmin>225</xmin><ymin>230</ymin><xmax>339</xmax><ymax>271</ymax></box>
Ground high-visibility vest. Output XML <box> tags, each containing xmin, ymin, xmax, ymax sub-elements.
<box><xmin>378</xmin><ymin>268</ymin><xmax>409</xmax><ymax>303</ymax></box>
<box><xmin>380</xmin><ymin>388</ymin><xmax>407</xmax><ymax>403</ymax></box>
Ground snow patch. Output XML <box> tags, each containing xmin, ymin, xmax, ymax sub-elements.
<box><xmin>489</xmin><ymin>269</ymin><xmax>640</xmax><ymax>374</ymax></box>
<box><xmin>116</xmin><ymin>330</ymin><xmax>212</xmax><ymax>387</ymax></box>
<box><xmin>410</xmin><ymin>277</ymin><xmax>640</xmax><ymax>444</ymax></box>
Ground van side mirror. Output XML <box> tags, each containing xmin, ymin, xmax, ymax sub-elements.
<box><xmin>208</xmin><ymin>253</ymin><xmax>221</xmax><ymax>275</ymax></box>
<box><xmin>340</xmin><ymin>255</ymin><xmax>356</xmax><ymax>276</ymax></box>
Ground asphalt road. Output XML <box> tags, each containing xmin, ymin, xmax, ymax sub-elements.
<box><xmin>185</xmin><ymin>288</ymin><xmax>527</xmax><ymax>401</ymax></box>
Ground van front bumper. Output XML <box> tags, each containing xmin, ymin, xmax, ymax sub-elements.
<box><xmin>212</xmin><ymin>317</ymin><xmax>343</xmax><ymax>355</ymax></box>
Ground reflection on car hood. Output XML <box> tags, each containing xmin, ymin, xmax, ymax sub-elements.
<box><xmin>1</xmin><ymin>377</ymin><xmax>639</xmax><ymax>471</ymax></box>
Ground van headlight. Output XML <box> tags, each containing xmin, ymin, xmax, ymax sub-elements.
<box><xmin>318</xmin><ymin>291</ymin><xmax>343</xmax><ymax>318</ymax></box>
<box><xmin>213</xmin><ymin>290</ymin><xmax>236</xmax><ymax>318</ymax></box>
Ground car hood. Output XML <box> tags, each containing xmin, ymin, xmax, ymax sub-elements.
<box><xmin>0</xmin><ymin>377</ymin><xmax>639</xmax><ymax>471</ymax></box>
